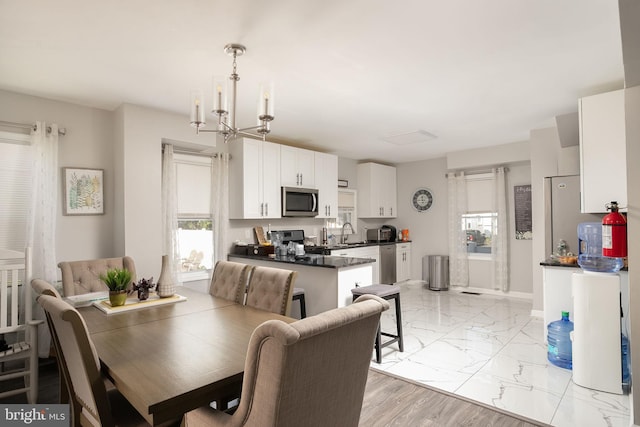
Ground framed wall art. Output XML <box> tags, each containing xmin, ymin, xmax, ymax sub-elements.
<box><xmin>63</xmin><ymin>167</ymin><xmax>104</xmax><ymax>215</ymax></box>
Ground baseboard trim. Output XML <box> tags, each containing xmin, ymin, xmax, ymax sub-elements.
<box><xmin>449</xmin><ymin>285</ymin><xmax>533</xmax><ymax>301</ymax></box>
<box><xmin>530</xmin><ymin>309</ymin><xmax>544</xmax><ymax>319</ymax></box>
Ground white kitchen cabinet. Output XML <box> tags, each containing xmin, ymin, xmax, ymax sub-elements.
<box><xmin>228</xmin><ymin>138</ymin><xmax>281</xmax><ymax>219</ymax></box>
<box><xmin>579</xmin><ymin>89</ymin><xmax>627</xmax><ymax>213</ymax></box>
<box><xmin>396</xmin><ymin>242</ymin><xmax>412</xmax><ymax>282</ymax></box>
<box><xmin>331</xmin><ymin>245</ymin><xmax>380</xmax><ymax>284</ymax></box>
<box><xmin>281</xmin><ymin>145</ymin><xmax>315</xmax><ymax>188</ymax></box>
<box><xmin>357</xmin><ymin>162</ymin><xmax>397</xmax><ymax>218</ymax></box>
<box><xmin>314</xmin><ymin>152</ymin><xmax>338</xmax><ymax>218</ymax></box>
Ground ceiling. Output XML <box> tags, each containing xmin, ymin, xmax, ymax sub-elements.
<box><xmin>0</xmin><ymin>0</ymin><xmax>625</xmax><ymax>163</ymax></box>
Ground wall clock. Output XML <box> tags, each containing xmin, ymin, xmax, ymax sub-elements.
<box><xmin>412</xmin><ymin>188</ymin><xmax>433</xmax><ymax>212</ymax></box>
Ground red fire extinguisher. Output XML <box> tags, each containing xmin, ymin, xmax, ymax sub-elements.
<box><xmin>602</xmin><ymin>201</ymin><xmax>627</xmax><ymax>258</ymax></box>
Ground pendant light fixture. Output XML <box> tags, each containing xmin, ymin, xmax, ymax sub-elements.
<box><xmin>190</xmin><ymin>43</ymin><xmax>274</xmax><ymax>143</ymax></box>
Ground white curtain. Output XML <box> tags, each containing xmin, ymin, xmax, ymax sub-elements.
<box><xmin>447</xmin><ymin>172</ymin><xmax>469</xmax><ymax>287</ymax></box>
<box><xmin>211</xmin><ymin>153</ymin><xmax>230</xmax><ymax>264</ymax></box>
<box><xmin>28</xmin><ymin>121</ymin><xmax>58</xmax><ymax>357</ymax></box>
<box><xmin>492</xmin><ymin>167</ymin><xmax>509</xmax><ymax>291</ymax></box>
<box><xmin>161</xmin><ymin>144</ymin><xmax>179</xmax><ymax>284</ymax></box>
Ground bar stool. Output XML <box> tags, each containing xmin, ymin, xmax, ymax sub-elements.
<box><xmin>292</xmin><ymin>287</ymin><xmax>307</xmax><ymax>319</ymax></box>
<box><xmin>351</xmin><ymin>284</ymin><xmax>404</xmax><ymax>363</ymax></box>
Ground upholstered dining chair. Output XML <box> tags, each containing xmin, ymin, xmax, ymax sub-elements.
<box><xmin>244</xmin><ymin>266</ymin><xmax>297</xmax><ymax>316</ymax></box>
<box><xmin>36</xmin><ymin>294</ymin><xmax>152</xmax><ymax>427</ymax></box>
<box><xmin>0</xmin><ymin>248</ymin><xmax>41</xmax><ymax>404</ymax></box>
<box><xmin>58</xmin><ymin>256</ymin><xmax>137</xmax><ymax>296</ymax></box>
<box><xmin>209</xmin><ymin>261</ymin><xmax>254</xmax><ymax>304</ymax></box>
<box><xmin>31</xmin><ymin>279</ymin><xmax>70</xmax><ymax>407</ymax></box>
<box><xmin>181</xmin><ymin>294</ymin><xmax>390</xmax><ymax>427</ymax></box>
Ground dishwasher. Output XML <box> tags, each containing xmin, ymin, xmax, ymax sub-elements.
<box><xmin>379</xmin><ymin>244</ymin><xmax>397</xmax><ymax>284</ymax></box>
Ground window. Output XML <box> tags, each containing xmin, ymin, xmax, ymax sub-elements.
<box><xmin>0</xmin><ymin>131</ymin><xmax>32</xmax><ymax>252</ymax></box>
<box><xmin>174</xmin><ymin>154</ymin><xmax>213</xmax><ymax>280</ymax></box>
<box><xmin>325</xmin><ymin>189</ymin><xmax>358</xmax><ymax>239</ymax></box>
<box><xmin>463</xmin><ymin>173</ymin><xmax>496</xmax><ymax>256</ymax></box>
<box><xmin>178</xmin><ymin>220</ymin><xmax>213</xmax><ymax>272</ymax></box>
<box><xmin>463</xmin><ymin>212</ymin><xmax>497</xmax><ymax>254</ymax></box>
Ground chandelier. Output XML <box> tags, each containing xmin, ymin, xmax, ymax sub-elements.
<box><xmin>190</xmin><ymin>43</ymin><xmax>274</xmax><ymax>143</ymax></box>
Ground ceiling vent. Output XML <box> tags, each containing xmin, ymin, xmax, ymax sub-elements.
<box><xmin>381</xmin><ymin>130</ymin><xmax>437</xmax><ymax>145</ymax></box>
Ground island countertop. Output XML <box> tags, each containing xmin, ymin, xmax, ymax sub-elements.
<box><xmin>229</xmin><ymin>253</ymin><xmax>375</xmax><ymax>269</ymax></box>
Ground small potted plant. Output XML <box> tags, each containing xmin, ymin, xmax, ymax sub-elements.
<box><xmin>100</xmin><ymin>268</ymin><xmax>133</xmax><ymax>307</ymax></box>
<box><xmin>133</xmin><ymin>277</ymin><xmax>155</xmax><ymax>301</ymax></box>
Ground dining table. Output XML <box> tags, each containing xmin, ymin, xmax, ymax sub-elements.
<box><xmin>77</xmin><ymin>286</ymin><xmax>293</xmax><ymax>426</ymax></box>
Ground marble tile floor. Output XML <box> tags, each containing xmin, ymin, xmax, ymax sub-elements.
<box><xmin>372</xmin><ymin>280</ymin><xmax>630</xmax><ymax>427</ymax></box>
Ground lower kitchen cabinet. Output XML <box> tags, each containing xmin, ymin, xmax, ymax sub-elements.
<box><xmin>396</xmin><ymin>242</ymin><xmax>412</xmax><ymax>282</ymax></box>
<box><xmin>330</xmin><ymin>246</ymin><xmax>380</xmax><ymax>284</ymax></box>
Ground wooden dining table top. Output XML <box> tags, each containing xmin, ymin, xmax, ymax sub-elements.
<box><xmin>78</xmin><ymin>286</ymin><xmax>293</xmax><ymax>426</ymax></box>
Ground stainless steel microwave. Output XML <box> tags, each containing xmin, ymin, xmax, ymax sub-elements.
<box><xmin>282</xmin><ymin>187</ymin><xmax>318</xmax><ymax>217</ymax></box>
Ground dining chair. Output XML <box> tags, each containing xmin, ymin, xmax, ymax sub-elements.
<box><xmin>182</xmin><ymin>294</ymin><xmax>390</xmax><ymax>427</ymax></box>
<box><xmin>31</xmin><ymin>279</ymin><xmax>70</xmax><ymax>406</ymax></box>
<box><xmin>58</xmin><ymin>256</ymin><xmax>137</xmax><ymax>296</ymax></box>
<box><xmin>244</xmin><ymin>266</ymin><xmax>297</xmax><ymax>316</ymax></box>
<box><xmin>209</xmin><ymin>261</ymin><xmax>254</xmax><ymax>304</ymax></box>
<box><xmin>36</xmin><ymin>294</ymin><xmax>152</xmax><ymax>427</ymax></box>
<box><xmin>0</xmin><ymin>247</ymin><xmax>41</xmax><ymax>404</ymax></box>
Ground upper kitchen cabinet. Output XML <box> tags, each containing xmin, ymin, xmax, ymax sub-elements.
<box><xmin>579</xmin><ymin>89</ymin><xmax>627</xmax><ymax>213</ymax></box>
<box><xmin>357</xmin><ymin>162</ymin><xmax>397</xmax><ymax>218</ymax></box>
<box><xmin>229</xmin><ymin>138</ymin><xmax>281</xmax><ymax>219</ymax></box>
<box><xmin>314</xmin><ymin>152</ymin><xmax>338</xmax><ymax>218</ymax></box>
<box><xmin>281</xmin><ymin>145</ymin><xmax>315</xmax><ymax>188</ymax></box>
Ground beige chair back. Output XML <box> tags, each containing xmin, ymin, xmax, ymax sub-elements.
<box><xmin>31</xmin><ymin>278</ymin><xmax>62</xmax><ymax>298</ymax></box>
<box><xmin>209</xmin><ymin>261</ymin><xmax>254</xmax><ymax>304</ymax></box>
<box><xmin>0</xmin><ymin>247</ymin><xmax>39</xmax><ymax>403</ymax></box>
<box><xmin>245</xmin><ymin>266</ymin><xmax>297</xmax><ymax>316</ymax></box>
<box><xmin>37</xmin><ymin>294</ymin><xmax>116</xmax><ymax>426</ymax></box>
<box><xmin>184</xmin><ymin>294</ymin><xmax>389</xmax><ymax>427</ymax></box>
<box><xmin>31</xmin><ymin>279</ymin><xmax>73</xmax><ymax>410</ymax></box>
<box><xmin>58</xmin><ymin>256</ymin><xmax>137</xmax><ymax>296</ymax></box>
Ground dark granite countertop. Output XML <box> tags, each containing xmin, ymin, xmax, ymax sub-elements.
<box><xmin>540</xmin><ymin>261</ymin><xmax>628</xmax><ymax>271</ymax></box>
<box><xmin>229</xmin><ymin>253</ymin><xmax>376</xmax><ymax>269</ymax></box>
<box><xmin>539</xmin><ymin>261</ymin><xmax>580</xmax><ymax>268</ymax></box>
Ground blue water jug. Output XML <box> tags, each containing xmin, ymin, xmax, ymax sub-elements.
<box><xmin>577</xmin><ymin>222</ymin><xmax>624</xmax><ymax>273</ymax></box>
<box><xmin>547</xmin><ymin>311</ymin><xmax>574</xmax><ymax>369</ymax></box>
<box><xmin>622</xmin><ymin>334</ymin><xmax>630</xmax><ymax>384</ymax></box>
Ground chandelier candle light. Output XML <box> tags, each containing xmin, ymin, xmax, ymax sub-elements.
<box><xmin>190</xmin><ymin>43</ymin><xmax>275</xmax><ymax>143</ymax></box>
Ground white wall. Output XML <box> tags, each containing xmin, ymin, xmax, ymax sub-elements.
<box><xmin>116</xmin><ymin>103</ymin><xmax>220</xmax><ymax>278</ymax></box>
<box><xmin>393</xmin><ymin>158</ymin><xmax>449</xmax><ymax>281</ymax></box>
<box><xmin>447</xmin><ymin>140</ymin><xmax>530</xmax><ymax>170</ymax></box>
<box><xmin>624</xmin><ymin>85</ymin><xmax>640</xmax><ymax>424</ymax></box>
<box><xmin>389</xmin><ymin>155</ymin><xmax>533</xmax><ymax>296</ymax></box>
<box><xmin>0</xmin><ymin>89</ymin><xmax>115</xmax><ymax>275</ymax></box>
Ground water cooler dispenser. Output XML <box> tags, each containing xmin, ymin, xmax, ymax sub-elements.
<box><xmin>570</xmin><ymin>221</ymin><xmax>627</xmax><ymax>394</ymax></box>
<box><xmin>571</xmin><ymin>272</ymin><xmax>623</xmax><ymax>394</ymax></box>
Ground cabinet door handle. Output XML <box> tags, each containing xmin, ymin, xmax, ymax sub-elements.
<box><xmin>260</xmin><ymin>203</ymin><xmax>264</xmax><ymax>217</ymax></box>
<box><xmin>390</xmin><ymin>207</ymin><xmax>393</xmax><ymax>216</ymax></box>
<box><xmin>265</xmin><ymin>203</ymin><xmax>268</xmax><ymax>216</ymax></box>
<box><xmin>300</xmin><ymin>173</ymin><xmax>303</xmax><ymax>186</ymax></box>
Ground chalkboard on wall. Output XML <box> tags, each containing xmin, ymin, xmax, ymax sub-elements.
<box><xmin>514</xmin><ymin>185</ymin><xmax>532</xmax><ymax>240</ymax></box>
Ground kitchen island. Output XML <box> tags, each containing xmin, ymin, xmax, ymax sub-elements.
<box><xmin>228</xmin><ymin>253</ymin><xmax>374</xmax><ymax>317</ymax></box>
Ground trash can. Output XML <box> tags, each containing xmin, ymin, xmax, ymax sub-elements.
<box><xmin>426</xmin><ymin>255</ymin><xmax>449</xmax><ymax>291</ymax></box>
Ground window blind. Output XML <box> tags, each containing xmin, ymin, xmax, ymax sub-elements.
<box><xmin>0</xmin><ymin>132</ymin><xmax>32</xmax><ymax>251</ymax></box>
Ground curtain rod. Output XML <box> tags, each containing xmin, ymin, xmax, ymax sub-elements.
<box><xmin>0</xmin><ymin>120</ymin><xmax>67</xmax><ymax>136</ymax></box>
<box><xmin>164</xmin><ymin>144</ymin><xmax>231</xmax><ymax>159</ymax></box>
<box><xmin>446</xmin><ymin>167</ymin><xmax>509</xmax><ymax>177</ymax></box>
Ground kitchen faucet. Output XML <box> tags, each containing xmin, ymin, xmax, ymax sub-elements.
<box><xmin>341</xmin><ymin>222</ymin><xmax>354</xmax><ymax>244</ymax></box>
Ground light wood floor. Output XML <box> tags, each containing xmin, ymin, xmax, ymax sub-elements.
<box><xmin>360</xmin><ymin>369</ymin><xmax>549</xmax><ymax>427</ymax></box>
